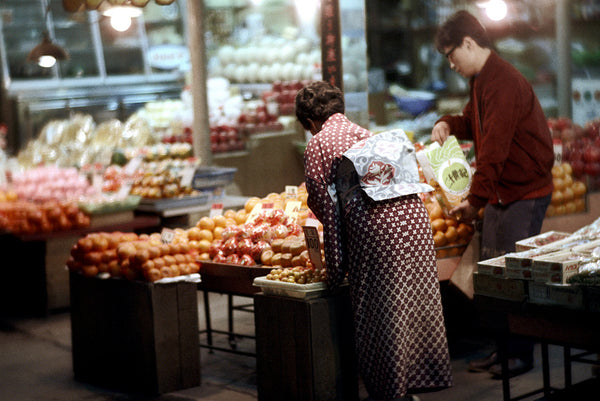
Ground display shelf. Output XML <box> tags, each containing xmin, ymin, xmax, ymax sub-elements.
<box><xmin>138</xmin><ymin>195</ymin><xmax>249</xmax><ymax>218</ymax></box>
<box><xmin>0</xmin><ymin>214</ymin><xmax>161</xmax><ymax>316</ymax></box>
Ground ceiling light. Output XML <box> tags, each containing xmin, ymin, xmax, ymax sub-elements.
<box><xmin>103</xmin><ymin>5</ymin><xmax>143</xmax><ymax>32</ymax></box>
<box><xmin>27</xmin><ymin>31</ymin><xmax>69</xmax><ymax>68</ymax></box>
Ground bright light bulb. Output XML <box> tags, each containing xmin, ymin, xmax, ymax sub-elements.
<box><xmin>110</xmin><ymin>14</ymin><xmax>132</xmax><ymax>32</ymax></box>
<box><xmin>38</xmin><ymin>55</ymin><xmax>57</xmax><ymax>68</ymax></box>
<box><xmin>486</xmin><ymin>0</ymin><xmax>508</xmax><ymax>21</ymax></box>
<box><xmin>295</xmin><ymin>0</ymin><xmax>319</xmax><ymax>21</ymax></box>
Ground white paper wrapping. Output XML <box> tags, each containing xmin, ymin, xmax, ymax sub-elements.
<box><xmin>342</xmin><ymin>129</ymin><xmax>433</xmax><ymax>201</ymax></box>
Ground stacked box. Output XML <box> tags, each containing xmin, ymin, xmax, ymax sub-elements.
<box><xmin>515</xmin><ymin>231</ymin><xmax>572</xmax><ymax>252</ymax></box>
<box><xmin>528</xmin><ymin>281</ymin><xmax>585</xmax><ymax>309</ymax></box>
<box><xmin>473</xmin><ymin>272</ymin><xmax>527</xmax><ymax>301</ymax></box>
<box><xmin>531</xmin><ymin>250</ymin><xmax>585</xmax><ymax>284</ymax></box>
<box><xmin>476</xmin><ymin>255</ymin><xmax>506</xmax><ymax>277</ymax></box>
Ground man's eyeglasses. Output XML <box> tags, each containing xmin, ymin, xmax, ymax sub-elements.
<box><xmin>444</xmin><ymin>43</ymin><xmax>460</xmax><ymax>60</ymax></box>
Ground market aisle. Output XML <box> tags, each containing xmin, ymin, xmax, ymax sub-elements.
<box><xmin>0</xmin><ymin>291</ymin><xmax>596</xmax><ymax>401</ymax></box>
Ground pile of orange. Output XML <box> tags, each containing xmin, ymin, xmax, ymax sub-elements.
<box><xmin>547</xmin><ymin>162</ymin><xmax>587</xmax><ymax>217</ymax></box>
<box><xmin>424</xmin><ymin>196</ymin><xmax>474</xmax><ymax>259</ymax></box>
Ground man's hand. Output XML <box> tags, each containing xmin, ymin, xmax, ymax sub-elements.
<box><xmin>431</xmin><ymin>121</ymin><xmax>451</xmax><ymax>145</ymax></box>
<box><xmin>449</xmin><ymin>199</ymin><xmax>478</xmax><ymax>222</ymax></box>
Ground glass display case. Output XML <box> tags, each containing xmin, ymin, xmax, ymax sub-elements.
<box><xmin>0</xmin><ymin>0</ymin><xmax>188</xmax><ymax>152</ymax></box>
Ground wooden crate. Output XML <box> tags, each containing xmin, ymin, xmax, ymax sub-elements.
<box><xmin>69</xmin><ymin>273</ymin><xmax>200</xmax><ymax>394</ymax></box>
<box><xmin>198</xmin><ymin>261</ymin><xmax>271</xmax><ymax>295</ymax></box>
<box><xmin>254</xmin><ymin>289</ymin><xmax>359</xmax><ymax>401</ymax></box>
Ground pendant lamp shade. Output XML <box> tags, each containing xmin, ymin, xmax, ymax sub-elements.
<box><xmin>27</xmin><ymin>32</ymin><xmax>70</xmax><ymax>66</ymax></box>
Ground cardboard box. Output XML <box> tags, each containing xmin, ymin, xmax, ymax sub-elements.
<box><xmin>528</xmin><ymin>281</ymin><xmax>584</xmax><ymax>309</ymax></box>
<box><xmin>476</xmin><ymin>255</ymin><xmax>506</xmax><ymax>277</ymax></box>
<box><xmin>515</xmin><ymin>231</ymin><xmax>572</xmax><ymax>252</ymax></box>
<box><xmin>531</xmin><ymin>251</ymin><xmax>585</xmax><ymax>284</ymax></box>
<box><xmin>506</xmin><ymin>267</ymin><xmax>533</xmax><ymax>280</ymax></box>
<box><xmin>473</xmin><ymin>272</ymin><xmax>527</xmax><ymax>301</ymax></box>
<box><xmin>70</xmin><ymin>273</ymin><xmax>200</xmax><ymax>394</ymax></box>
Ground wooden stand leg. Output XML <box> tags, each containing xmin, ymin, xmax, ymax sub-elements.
<box><xmin>203</xmin><ymin>290</ymin><xmax>213</xmax><ymax>350</ymax></box>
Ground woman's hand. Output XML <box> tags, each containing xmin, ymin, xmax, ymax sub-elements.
<box><xmin>431</xmin><ymin>121</ymin><xmax>451</xmax><ymax>145</ymax></box>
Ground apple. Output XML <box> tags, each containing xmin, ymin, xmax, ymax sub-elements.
<box><xmin>583</xmin><ymin>147</ymin><xmax>600</xmax><ymax>163</ymax></box>
<box><xmin>573</xmin><ymin>160</ymin><xmax>586</xmax><ymax>178</ymax></box>
<box><xmin>584</xmin><ymin>162</ymin><xmax>600</xmax><ymax>176</ymax></box>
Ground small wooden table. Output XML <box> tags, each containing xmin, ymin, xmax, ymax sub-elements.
<box><xmin>475</xmin><ymin>294</ymin><xmax>600</xmax><ymax>401</ymax></box>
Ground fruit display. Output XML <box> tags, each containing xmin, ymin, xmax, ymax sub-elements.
<box><xmin>214</xmin><ymin>37</ymin><xmax>318</xmax><ymax>84</ymax></box>
<box><xmin>547</xmin><ymin>162</ymin><xmax>588</xmax><ymax>217</ymax></box>
<box><xmin>423</xmin><ymin>195</ymin><xmax>475</xmax><ymax>259</ymax></box>
<box><xmin>67</xmin><ymin>231</ymin><xmax>199</xmax><ymax>282</ymax></box>
<box><xmin>236</xmin><ymin>98</ymin><xmax>284</xmax><ymax>135</ymax></box>
<box><xmin>11</xmin><ymin>166</ymin><xmax>99</xmax><ymax>202</ymax></box>
<box><xmin>0</xmin><ymin>200</ymin><xmax>90</xmax><ymax>235</ymax></box>
<box><xmin>265</xmin><ymin>266</ymin><xmax>327</xmax><ymax>284</ymax></box>
<box><xmin>196</xmin><ymin>209</ymin><xmax>303</xmax><ymax>266</ymax></box>
<box><xmin>129</xmin><ymin>159</ymin><xmax>201</xmax><ymax>199</ymax></box>
<box><xmin>549</xmin><ymin>117</ymin><xmax>600</xmax><ymax>190</ymax></box>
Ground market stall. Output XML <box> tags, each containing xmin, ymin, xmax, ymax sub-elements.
<box><xmin>473</xmin><ymin>218</ymin><xmax>600</xmax><ymax>401</ymax></box>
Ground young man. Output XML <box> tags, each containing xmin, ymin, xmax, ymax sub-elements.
<box><xmin>432</xmin><ymin>10</ymin><xmax>554</xmax><ymax>377</ymax></box>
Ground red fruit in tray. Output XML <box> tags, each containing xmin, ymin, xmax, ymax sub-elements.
<box><xmin>226</xmin><ymin>253</ymin><xmax>240</xmax><ymax>265</ymax></box>
<box><xmin>240</xmin><ymin>254</ymin><xmax>255</xmax><ymax>266</ymax></box>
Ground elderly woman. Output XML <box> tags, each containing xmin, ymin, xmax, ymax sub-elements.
<box><xmin>296</xmin><ymin>81</ymin><xmax>452</xmax><ymax>401</ymax></box>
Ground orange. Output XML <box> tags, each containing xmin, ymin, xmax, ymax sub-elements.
<box><xmin>187</xmin><ymin>226</ymin><xmax>202</xmax><ymax>241</ymax></box>
<box><xmin>444</xmin><ymin>226</ymin><xmax>458</xmax><ymax>243</ymax></box>
<box><xmin>551</xmin><ymin>190</ymin><xmax>564</xmax><ymax>206</ymax></box>
<box><xmin>197</xmin><ymin>216</ymin><xmax>215</xmax><ymax>231</ymax></box>
<box><xmin>198</xmin><ymin>239</ymin><xmax>211</xmax><ymax>254</ymax></box>
<box><xmin>431</xmin><ymin>218</ymin><xmax>447</xmax><ymax>233</ymax></box>
<box><xmin>213</xmin><ymin>226</ymin><xmax>224</xmax><ymax>239</ymax></box>
<box><xmin>245</xmin><ymin>197</ymin><xmax>261</xmax><ymax>213</ymax></box>
<box><xmin>213</xmin><ymin>215</ymin><xmax>227</xmax><ymax>228</ymax></box>
<box><xmin>235</xmin><ymin>210</ymin><xmax>248</xmax><ymax>225</ymax></box>
<box><xmin>562</xmin><ymin>187</ymin><xmax>574</xmax><ymax>202</ymax></box>
<box><xmin>224</xmin><ymin>209</ymin><xmax>237</xmax><ymax>219</ymax></box>
<box><xmin>551</xmin><ymin>164</ymin><xmax>565</xmax><ymax>179</ymax></box>
<box><xmin>433</xmin><ymin>231</ymin><xmax>447</xmax><ymax>248</ymax></box>
<box><xmin>445</xmin><ymin>218</ymin><xmax>458</xmax><ymax>228</ymax></box>
<box><xmin>198</xmin><ymin>229</ymin><xmax>213</xmax><ymax>242</ymax></box>
<box><xmin>429</xmin><ymin>204</ymin><xmax>444</xmax><ymax>221</ymax></box>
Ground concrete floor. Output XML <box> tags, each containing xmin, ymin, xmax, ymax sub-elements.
<box><xmin>0</xmin><ymin>287</ymin><xmax>598</xmax><ymax>401</ymax></box>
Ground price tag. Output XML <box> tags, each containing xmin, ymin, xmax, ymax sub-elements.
<box><xmin>117</xmin><ymin>181</ymin><xmax>133</xmax><ymax>199</ymax></box>
<box><xmin>246</xmin><ymin>201</ymin><xmax>274</xmax><ymax>223</ymax></box>
<box><xmin>553</xmin><ymin>139</ymin><xmax>563</xmax><ymax>166</ymax></box>
<box><xmin>92</xmin><ymin>173</ymin><xmax>103</xmax><ymax>193</ymax></box>
<box><xmin>285</xmin><ymin>185</ymin><xmax>298</xmax><ymax>198</ymax></box>
<box><xmin>246</xmin><ymin>202</ymin><xmax>264</xmax><ymax>224</ymax></box>
<box><xmin>123</xmin><ymin>155</ymin><xmax>143</xmax><ymax>176</ymax></box>
<box><xmin>161</xmin><ymin>228</ymin><xmax>176</xmax><ymax>244</ymax></box>
<box><xmin>284</xmin><ymin>200</ymin><xmax>302</xmax><ymax>223</ymax></box>
<box><xmin>179</xmin><ymin>166</ymin><xmax>196</xmax><ymax>188</ymax></box>
<box><xmin>304</xmin><ymin>211</ymin><xmax>320</xmax><ymax>228</ymax></box>
<box><xmin>209</xmin><ymin>203</ymin><xmax>224</xmax><ymax>218</ymax></box>
<box><xmin>302</xmin><ymin>226</ymin><xmax>324</xmax><ymax>269</ymax></box>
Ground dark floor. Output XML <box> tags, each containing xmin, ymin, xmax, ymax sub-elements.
<box><xmin>0</xmin><ymin>283</ymin><xmax>598</xmax><ymax>401</ymax></box>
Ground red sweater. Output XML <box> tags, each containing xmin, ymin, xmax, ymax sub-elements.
<box><xmin>438</xmin><ymin>51</ymin><xmax>554</xmax><ymax>209</ymax></box>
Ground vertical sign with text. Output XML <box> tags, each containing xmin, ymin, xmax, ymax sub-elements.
<box><xmin>321</xmin><ymin>0</ymin><xmax>343</xmax><ymax>91</ymax></box>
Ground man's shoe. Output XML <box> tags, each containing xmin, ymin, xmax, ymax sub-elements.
<box><xmin>468</xmin><ymin>352</ymin><xmax>498</xmax><ymax>372</ymax></box>
<box><xmin>489</xmin><ymin>358</ymin><xmax>533</xmax><ymax>378</ymax></box>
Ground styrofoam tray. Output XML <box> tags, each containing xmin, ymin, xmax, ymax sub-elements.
<box><xmin>253</xmin><ymin>276</ymin><xmax>328</xmax><ymax>299</ymax></box>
